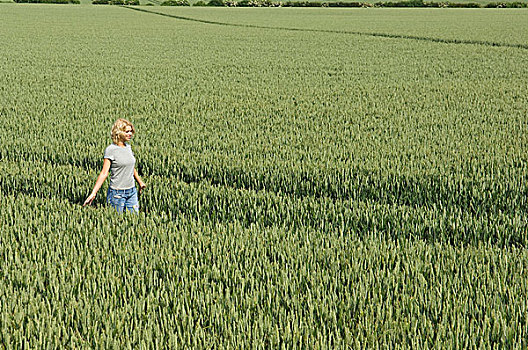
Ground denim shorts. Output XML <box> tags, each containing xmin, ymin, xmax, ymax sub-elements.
<box><xmin>107</xmin><ymin>187</ymin><xmax>139</xmax><ymax>213</ymax></box>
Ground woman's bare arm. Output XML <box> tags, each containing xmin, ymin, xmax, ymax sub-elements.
<box><xmin>83</xmin><ymin>158</ymin><xmax>111</xmax><ymax>206</ymax></box>
<box><xmin>134</xmin><ymin>168</ymin><xmax>146</xmax><ymax>193</ymax></box>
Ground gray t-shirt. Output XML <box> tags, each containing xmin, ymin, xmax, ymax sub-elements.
<box><xmin>104</xmin><ymin>143</ymin><xmax>136</xmax><ymax>190</ymax></box>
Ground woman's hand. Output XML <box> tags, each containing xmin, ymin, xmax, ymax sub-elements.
<box><xmin>83</xmin><ymin>193</ymin><xmax>96</xmax><ymax>207</ymax></box>
<box><xmin>138</xmin><ymin>182</ymin><xmax>147</xmax><ymax>194</ymax></box>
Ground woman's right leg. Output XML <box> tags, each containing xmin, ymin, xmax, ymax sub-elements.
<box><xmin>107</xmin><ymin>188</ymin><xmax>126</xmax><ymax>213</ymax></box>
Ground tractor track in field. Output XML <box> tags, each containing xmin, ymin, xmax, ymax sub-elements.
<box><xmin>121</xmin><ymin>6</ymin><xmax>528</xmax><ymax>51</ymax></box>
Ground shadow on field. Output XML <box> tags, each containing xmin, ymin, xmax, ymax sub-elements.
<box><xmin>5</xmin><ymin>165</ymin><xmax>527</xmax><ymax>247</ymax></box>
<box><xmin>2</xmin><ymin>150</ymin><xmax>526</xmax><ymax>247</ymax></box>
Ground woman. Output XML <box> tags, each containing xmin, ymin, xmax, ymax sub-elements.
<box><xmin>83</xmin><ymin>118</ymin><xmax>146</xmax><ymax>213</ymax></box>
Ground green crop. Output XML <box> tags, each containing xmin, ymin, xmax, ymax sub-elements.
<box><xmin>1</xmin><ymin>5</ymin><xmax>527</xmax><ymax>348</ymax></box>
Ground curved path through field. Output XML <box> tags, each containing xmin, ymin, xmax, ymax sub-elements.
<box><xmin>122</xmin><ymin>6</ymin><xmax>528</xmax><ymax>50</ymax></box>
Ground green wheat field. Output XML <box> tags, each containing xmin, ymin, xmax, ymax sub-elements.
<box><xmin>1</xmin><ymin>4</ymin><xmax>528</xmax><ymax>347</ymax></box>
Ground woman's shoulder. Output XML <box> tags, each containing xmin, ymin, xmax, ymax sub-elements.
<box><xmin>104</xmin><ymin>143</ymin><xmax>119</xmax><ymax>156</ymax></box>
<box><xmin>105</xmin><ymin>143</ymin><xmax>118</xmax><ymax>151</ymax></box>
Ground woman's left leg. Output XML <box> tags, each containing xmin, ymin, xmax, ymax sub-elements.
<box><xmin>124</xmin><ymin>187</ymin><xmax>139</xmax><ymax>213</ymax></box>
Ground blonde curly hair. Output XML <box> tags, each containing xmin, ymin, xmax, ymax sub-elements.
<box><xmin>111</xmin><ymin>118</ymin><xmax>135</xmax><ymax>145</ymax></box>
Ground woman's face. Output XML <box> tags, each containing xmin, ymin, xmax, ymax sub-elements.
<box><xmin>123</xmin><ymin>126</ymin><xmax>134</xmax><ymax>142</ymax></box>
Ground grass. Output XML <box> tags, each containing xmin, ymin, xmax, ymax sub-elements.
<box><xmin>0</xmin><ymin>5</ymin><xmax>527</xmax><ymax>347</ymax></box>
